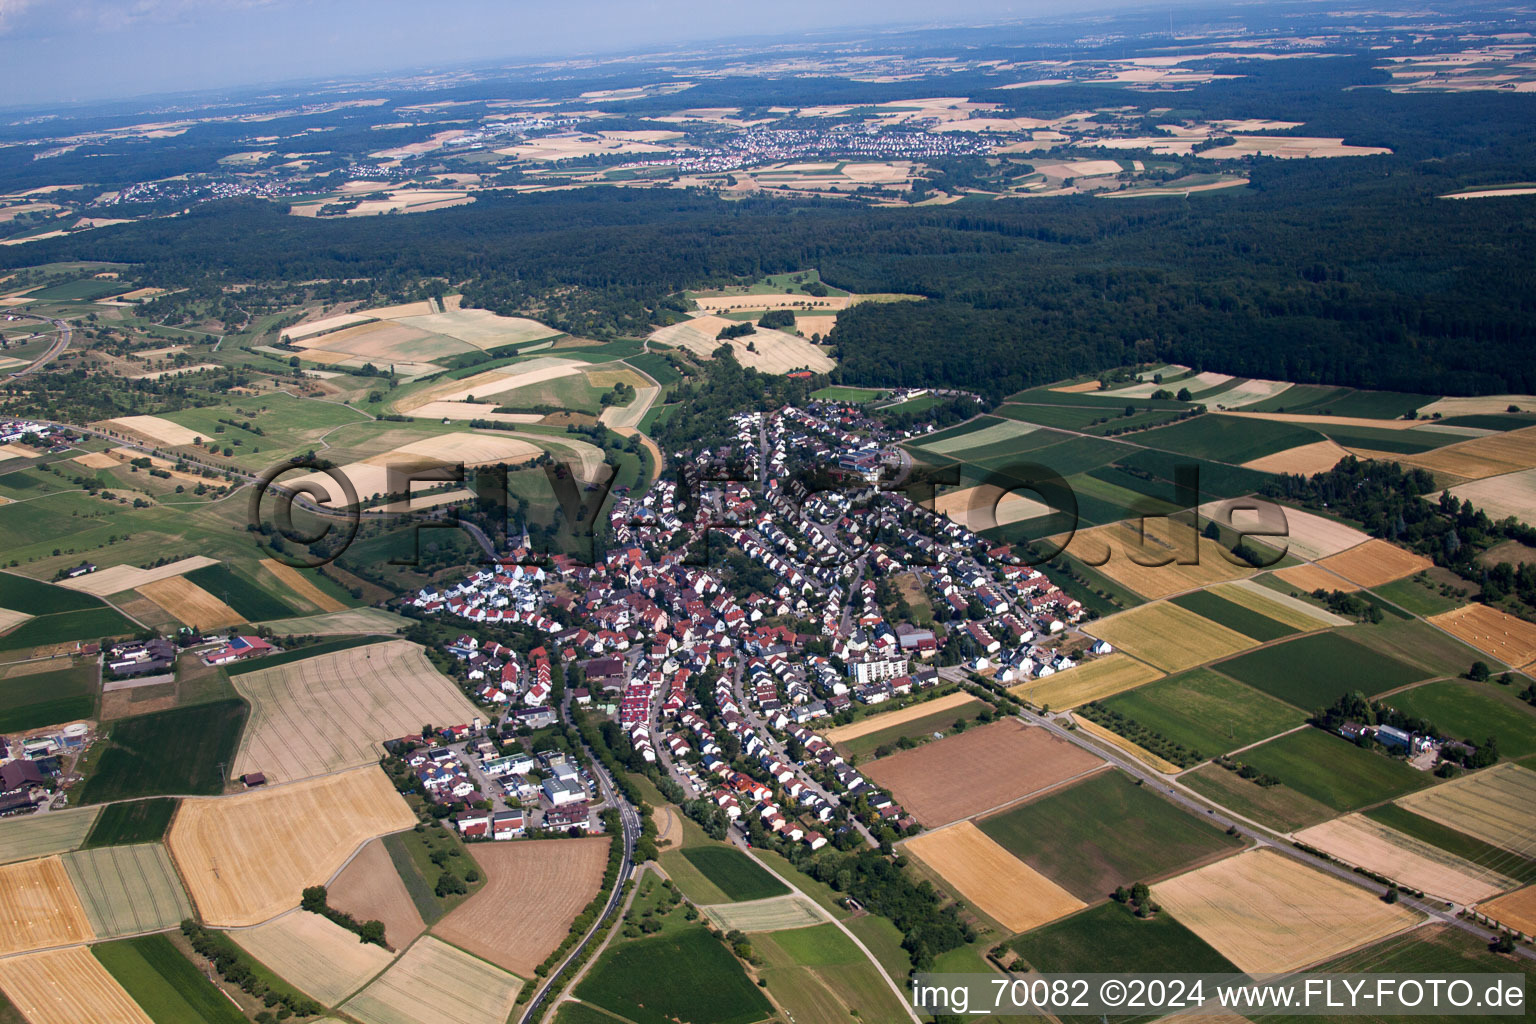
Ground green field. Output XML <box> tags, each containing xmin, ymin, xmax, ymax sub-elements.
<box><xmin>1385</xmin><ymin>679</ymin><xmax>1536</xmax><ymax>757</ymax></box>
<box><xmin>0</xmin><ymin>605</ymin><xmax>138</xmax><ymax>654</ymax></box>
<box><xmin>678</xmin><ymin>846</ymin><xmax>789</xmax><ymax>902</ymax></box>
<box><xmin>1213</xmin><ymin>631</ymin><xmax>1428</xmax><ymax>710</ymax></box>
<box><xmin>222</xmin><ymin>634</ymin><xmax>388</xmax><ymax>675</ymax></box>
<box><xmin>0</xmin><ymin>571</ymin><xmax>104</xmax><ymax>613</ymax></box>
<box><xmin>754</xmin><ymin>922</ymin><xmax>914</xmax><ymax>1024</ymax></box>
<box><xmin>1362</xmin><ymin>803</ymin><xmax>1536</xmax><ymax>885</ymax></box>
<box><xmin>184</xmin><ymin>563</ymin><xmax>297</xmax><ymax>621</ymax></box>
<box><xmin>1244</xmin><ymin>385</ymin><xmax>1353</xmax><ymax>414</ymax></box>
<box><xmin>24</xmin><ymin>277</ymin><xmax>127</xmax><ymax>302</ymax></box>
<box><xmin>1181</xmin><ymin>762</ymin><xmax>1337</xmax><ymax>832</ymax></box>
<box><xmin>811</xmin><ymin>385</ymin><xmax>887</xmax><ymax>403</ymax></box>
<box><xmin>767</xmin><ymin>923</ymin><xmax>861</xmax><ymax>965</ymax></box>
<box><xmin>575</xmin><ymin>926</ymin><xmax>774</xmax><ymax>1024</ymax></box>
<box><xmin>1314</xmin><ymin>424</ymin><xmax>1448</xmax><ymax>454</ymax></box>
<box><xmin>978</xmin><ymin>770</ymin><xmax>1242</xmax><ymax>901</ymax></box>
<box><xmin>81</xmin><ymin>798</ymin><xmax>179</xmax><ymax>848</ymax></box>
<box><xmin>1170</xmin><ymin>590</ymin><xmax>1299</xmax><ymax>642</ymax></box>
<box><xmin>834</xmin><ymin>696</ymin><xmax>986</xmax><ymax>760</ymax></box>
<box><xmin>1112</xmin><ymin>448</ymin><xmax>1274</xmax><ymax>500</ymax></box>
<box><xmin>1097</xmin><ymin>668</ymin><xmax>1307</xmax><ymax>758</ymax></box>
<box><xmin>1138</xmin><ymin>415</ymin><xmax>1323</xmax><ymax>464</ymax></box>
<box><xmin>554</xmin><ymin>1002</ymin><xmax>630</xmax><ymax>1024</ymax></box>
<box><xmin>1371</xmin><ymin>575</ymin><xmax>1466</xmax><ymax>617</ymax></box>
<box><xmin>76</xmin><ymin>699</ymin><xmax>246</xmax><ymax>804</ymax></box>
<box><xmin>0</xmin><ymin>658</ymin><xmax>97</xmax><ymax>732</ymax></box>
<box><xmin>93</xmin><ymin>933</ymin><xmax>248</xmax><ymax>1024</ymax></box>
<box><xmin>1008</xmin><ymin>901</ymin><xmax>1237</xmax><ymax>973</ymax></box>
<box><xmin>1237</xmin><ymin>727</ymin><xmax>1432</xmax><ymax>812</ymax></box>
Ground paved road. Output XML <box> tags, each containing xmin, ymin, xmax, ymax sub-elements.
<box><xmin>5</xmin><ymin>317</ymin><xmax>70</xmax><ymax>378</ymax></box>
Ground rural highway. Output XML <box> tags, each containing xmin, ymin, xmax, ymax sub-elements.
<box><xmin>5</xmin><ymin>316</ymin><xmax>70</xmax><ymax>378</ymax></box>
<box><xmin>517</xmin><ymin>725</ymin><xmax>641</xmax><ymax>1024</ymax></box>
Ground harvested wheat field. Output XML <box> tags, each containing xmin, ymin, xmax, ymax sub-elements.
<box><xmin>1086</xmin><ymin>602</ymin><xmax>1257</xmax><ymax>674</ymax></box>
<box><xmin>1272</xmin><ymin>562</ymin><xmax>1360</xmax><ymax>594</ymax></box>
<box><xmin>393</xmin><ymin>309</ymin><xmax>560</xmax><ymax>350</ymax></box>
<box><xmin>1418</xmin><ymin>395</ymin><xmax>1536</xmax><ymax>418</ymax></box>
<box><xmin>62</xmin><ymin>844</ymin><xmax>194</xmax><ymax>937</ymax></box>
<box><xmin>1210</xmin><ymin>580</ymin><xmax>1349</xmax><ymax>630</ymax></box>
<box><xmin>1479</xmin><ymin>884</ymin><xmax>1536</xmax><ymax>936</ymax></box>
<box><xmin>101</xmin><ymin>415</ymin><xmax>200</xmax><ymax>446</ymax></box>
<box><xmin>1394</xmin><ymin>425</ymin><xmax>1536</xmax><ymax>481</ymax></box>
<box><xmin>284</xmin><ymin>433</ymin><xmax>543</xmax><ymax>504</ymax></box>
<box><xmin>397</xmin><ymin>358</ymin><xmax>584</xmax><ymax>410</ymax></box>
<box><xmin>1204</xmin><ymin>502</ymin><xmax>1368</xmax><ymax>561</ymax></box>
<box><xmin>0</xmin><ymin>947</ymin><xmax>152</xmax><ymax>1024</ymax></box>
<box><xmin>342</xmin><ymin>936</ymin><xmax>522</xmax><ymax>1024</ymax></box>
<box><xmin>1152</xmin><ymin>849</ymin><xmax>1421</xmax><ymax>973</ymax></box>
<box><xmin>701</xmin><ymin>894</ymin><xmax>827</xmax><ymax>933</ymax></box>
<box><xmin>235</xmin><ymin>910</ymin><xmax>396</xmax><ymax>1005</ymax></box>
<box><xmin>0</xmin><ymin>606</ymin><xmax>29</xmax><ymax>634</ymax></box>
<box><xmin>71</xmin><ymin>451</ymin><xmax>120</xmax><ymax>469</ymax></box>
<box><xmin>691</xmin><ymin>293</ymin><xmax>852</xmax><ymax>313</ymax></box>
<box><xmin>1395</xmin><ymin>763</ymin><xmax>1536</xmax><ymax>858</ymax></box>
<box><xmin>1294</xmin><ymin>814</ymin><xmax>1517</xmax><ymax>905</ymax></box>
<box><xmin>135</xmin><ymin>575</ymin><xmax>243</xmax><ymax>630</ymax></box>
<box><xmin>434</xmin><ymin>837</ymin><xmax>608</xmax><ymax>976</ymax></box>
<box><xmin>168</xmin><ymin>765</ymin><xmax>415</xmax><ymax>927</ymax></box>
<box><xmin>254</xmin><ymin>607</ymin><xmax>409</xmax><ymax>636</ymax></box>
<box><xmin>327</xmin><ymin>838</ymin><xmax>426</xmax><ymax>950</ymax></box>
<box><xmin>1315</xmin><ymin>539</ymin><xmax>1434</xmax><ymax>588</ymax></box>
<box><xmin>283</xmin><ymin>311</ymin><xmax>375</xmax><ymax>340</ymax></box>
<box><xmin>1052</xmin><ymin>380</ymin><xmax>1105</xmax><ymax>394</ymax></box>
<box><xmin>822</xmin><ymin>691</ymin><xmax>978</xmax><ymax>743</ymax></box>
<box><xmin>1445</xmin><ymin>468</ymin><xmax>1536</xmax><ymax>527</ymax></box>
<box><xmin>258</xmin><ymin>559</ymin><xmax>346</xmax><ymax>613</ymax></box>
<box><xmin>1056</xmin><ymin>523</ymin><xmax>1257</xmax><ymax>599</ymax></box>
<box><xmin>1428</xmin><ymin>604</ymin><xmax>1536</xmax><ymax>669</ymax></box>
<box><xmin>928</xmin><ymin>484</ymin><xmax>1051</xmax><ymax>532</ymax></box>
<box><xmin>407</xmin><ymin>401</ymin><xmax>544</xmax><ymax>424</ymax></box>
<box><xmin>906</xmin><ymin>822</ymin><xmax>1085</xmax><ymax>933</ymax></box>
<box><xmin>1009</xmin><ymin>653</ymin><xmax>1163</xmax><ymax>709</ymax></box>
<box><xmin>231</xmin><ymin>639</ymin><xmax>479</xmax><ymax>782</ymax></box>
<box><xmin>649</xmin><ymin>317</ymin><xmax>834</xmax><ymax>373</ymax></box>
<box><xmin>58</xmin><ymin>555</ymin><xmax>217</xmax><ymax>597</ymax></box>
<box><xmin>864</xmin><ymin>719</ymin><xmax>1105</xmax><ymax>827</ymax></box>
<box><xmin>0</xmin><ymin>856</ymin><xmax>94</xmax><ymax>955</ymax></box>
<box><xmin>0</xmin><ymin>806</ymin><xmax>97</xmax><ymax>865</ymax></box>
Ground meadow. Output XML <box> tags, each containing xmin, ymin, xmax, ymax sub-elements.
<box><xmin>81</xmin><ymin>798</ymin><xmax>178</xmax><ymax>848</ymax></box>
<box><xmin>678</xmin><ymin>846</ymin><xmax>788</xmax><ymax>902</ymax></box>
<box><xmin>0</xmin><ymin>659</ymin><xmax>96</xmax><ymax>732</ymax></box>
<box><xmin>93</xmin><ymin>934</ymin><xmax>246</xmax><ymax>1024</ymax></box>
<box><xmin>1095</xmin><ymin>667</ymin><xmax>1307</xmax><ymax>758</ymax></box>
<box><xmin>1384</xmin><ymin>679</ymin><xmax>1536</xmax><ymax>758</ymax></box>
<box><xmin>1213</xmin><ymin>631</ymin><xmax>1428</xmax><ymax>709</ymax></box>
<box><xmin>1138</xmin><ymin>415</ymin><xmax>1323</xmax><ymax>464</ymax></box>
<box><xmin>575</xmin><ymin>926</ymin><xmax>774</xmax><ymax>1024</ymax></box>
<box><xmin>1008</xmin><ymin>901</ymin><xmax>1237</xmax><ymax>973</ymax></box>
<box><xmin>1181</xmin><ymin>762</ymin><xmax>1337</xmax><ymax>832</ymax></box>
<box><xmin>76</xmin><ymin>699</ymin><xmax>247</xmax><ymax>803</ymax></box>
<box><xmin>1237</xmin><ymin>728</ymin><xmax>1433</xmax><ymax>812</ymax></box>
<box><xmin>753</xmin><ymin>922</ymin><xmax>913</xmax><ymax>1024</ymax></box>
<box><xmin>978</xmin><ymin>770</ymin><xmax>1241</xmax><ymax>901</ymax></box>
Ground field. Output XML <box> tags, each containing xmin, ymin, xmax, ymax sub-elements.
<box><xmin>823</xmin><ymin>690</ymin><xmax>978</xmax><ymax>742</ymax></box>
<box><xmin>57</xmin><ymin>555</ymin><xmax>217</xmax><ymax>596</ymax></box>
<box><xmin>1153</xmin><ymin>849</ymin><xmax>1421</xmax><ymax>973</ymax></box>
<box><xmin>93</xmin><ymin>934</ymin><xmax>247</xmax><ymax>1024</ymax></box>
<box><xmin>168</xmin><ymin>765</ymin><xmax>416</xmax><ymax>926</ymax></box>
<box><xmin>575</xmin><ymin>926</ymin><xmax>774</xmax><ymax>1024</ymax></box>
<box><xmin>184</xmin><ymin>562</ymin><xmax>299</xmax><ymax>621</ymax></box>
<box><xmin>864</xmin><ymin>719</ymin><xmax>1105</xmax><ymax>827</ymax></box>
<box><xmin>928</xmin><ymin>483</ymin><xmax>1051</xmax><ymax>532</ymax></box>
<box><xmin>0</xmin><ymin>855</ymin><xmax>94</xmax><ymax>955</ymax></box>
<box><xmin>1169</xmin><ymin>589</ymin><xmax>1298</xmax><ymax>642</ymax></box>
<box><xmin>1056</xmin><ymin>523</ymin><xmax>1259</xmax><ymax>599</ymax></box>
<box><xmin>342</xmin><ymin>936</ymin><xmax>523</xmax><ymax>1024</ymax></box>
<box><xmin>81</xmin><ymin>799</ymin><xmax>177</xmax><ymax>848</ymax></box>
<box><xmin>135</xmin><ymin>574</ymin><xmax>244</xmax><ymax>629</ymax></box>
<box><xmin>1294</xmin><ymin>814</ymin><xmax>1517</xmax><ymax>905</ymax></box>
<box><xmin>1385</xmin><ymin>679</ymin><xmax>1536</xmax><ymax>757</ymax></box>
<box><xmin>1213</xmin><ymin>631</ymin><xmax>1427</xmax><ymax>708</ymax></box>
<box><xmin>1428</xmin><ymin>603</ymin><xmax>1536</xmax><ymax>669</ymax></box>
<box><xmin>1210</xmin><ymin>579</ymin><xmax>1349</xmax><ymax>630</ymax></box>
<box><xmin>905</xmin><ymin>822</ymin><xmax>1085</xmax><ymax>932</ymax></box>
<box><xmin>0</xmin><ymin>605</ymin><xmax>136</xmax><ymax>654</ymax></box>
<box><xmin>284</xmin><ymin>432</ymin><xmax>543</xmax><ymax>504</ymax></box>
<box><xmin>1097</xmin><ymin>668</ymin><xmax>1308</xmax><ymax>757</ymax></box>
<box><xmin>1315</xmin><ymin>539</ymin><xmax>1435</xmax><ymax>588</ymax></box>
<box><xmin>978</xmin><ymin>769</ymin><xmax>1242</xmax><ymax>902</ymax></box>
<box><xmin>679</xmin><ymin>845</ymin><xmax>789</xmax><ymax>902</ymax></box>
<box><xmin>1392</xmin><ymin>424</ymin><xmax>1536</xmax><ymax>480</ymax></box>
<box><xmin>1243</xmin><ymin>439</ymin><xmax>1352</xmax><ymax>475</ymax></box>
<box><xmin>0</xmin><ymin>806</ymin><xmax>98</xmax><ymax>864</ymax></box>
<box><xmin>0</xmin><ymin>947</ymin><xmax>152</xmax><ymax>1024</ymax></box>
<box><xmin>235</xmin><ymin>910</ymin><xmax>396</xmax><ymax>1005</ymax></box>
<box><xmin>915</xmin><ymin>418</ymin><xmax>1041</xmax><ymax>457</ymax></box>
<box><xmin>62</xmin><ymin>844</ymin><xmax>193</xmax><ymax>937</ymax></box>
<box><xmin>258</xmin><ymin>559</ymin><xmax>348</xmax><ymax>613</ymax></box>
<box><xmin>78</xmin><ymin>698</ymin><xmax>247</xmax><ymax>803</ymax></box>
<box><xmin>1008</xmin><ymin>901</ymin><xmax>1237</xmax><ymax>973</ymax></box>
<box><xmin>1140</xmin><ymin>414</ymin><xmax>1323</xmax><ymax>464</ymax></box>
<box><xmin>1479</xmin><ymin>884</ymin><xmax>1536</xmax><ymax>934</ymax></box>
<box><xmin>1086</xmin><ymin>601</ymin><xmax>1258</xmax><ymax>673</ymax></box>
<box><xmin>0</xmin><ymin>658</ymin><xmax>96</xmax><ymax>734</ymax></box>
<box><xmin>1238</xmin><ymin>728</ymin><xmax>1431</xmax><ymax>812</ymax></box>
<box><xmin>327</xmin><ymin>837</ymin><xmax>427</xmax><ymax>951</ymax></box>
<box><xmin>1273</xmin><ymin>561</ymin><xmax>1361</xmax><ymax>593</ymax></box>
<box><xmin>700</xmin><ymin>893</ymin><xmax>826</xmax><ymax>932</ymax></box>
<box><xmin>230</xmin><ymin>639</ymin><xmax>480</xmax><ymax>782</ymax></box>
<box><xmin>434</xmin><ymin>837</ymin><xmax>609</xmax><ymax>976</ymax></box>
<box><xmin>255</xmin><ymin>607</ymin><xmax>410</xmax><ymax>636</ymax></box>
<box><xmin>1008</xmin><ymin>652</ymin><xmax>1163</xmax><ymax>709</ymax></box>
<box><xmin>751</xmin><ymin>922</ymin><xmax>913</xmax><ymax>1024</ymax></box>
<box><xmin>1394</xmin><ymin>763</ymin><xmax>1536</xmax><ymax>858</ymax></box>
<box><xmin>1183</xmin><ymin>762</ymin><xmax>1337</xmax><ymax>832</ymax></box>
<box><xmin>1364</xmin><ymin>802</ymin><xmax>1536</xmax><ymax>886</ymax></box>
<box><xmin>102</xmin><ymin>414</ymin><xmax>200</xmax><ymax>446</ymax></box>
<box><xmin>1443</xmin><ymin>467</ymin><xmax>1536</xmax><ymax>527</ymax></box>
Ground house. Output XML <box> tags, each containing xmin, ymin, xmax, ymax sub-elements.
<box><xmin>0</xmin><ymin>759</ymin><xmax>45</xmax><ymax>795</ymax></box>
<box><xmin>64</xmin><ymin>562</ymin><xmax>97</xmax><ymax>578</ymax></box>
<box><xmin>491</xmin><ymin>810</ymin><xmax>526</xmax><ymax>839</ymax></box>
<box><xmin>204</xmin><ymin>635</ymin><xmax>274</xmax><ymax>666</ymax></box>
<box><xmin>544</xmin><ymin>803</ymin><xmax>592</xmax><ymax>832</ymax></box>
<box><xmin>454</xmin><ymin>809</ymin><xmax>491</xmax><ymax>839</ymax></box>
<box><xmin>240</xmin><ymin>772</ymin><xmax>267</xmax><ymax>788</ymax></box>
<box><xmin>542</xmin><ymin>776</ymin><xmax>586</xmax><ymax>806</ymax></box>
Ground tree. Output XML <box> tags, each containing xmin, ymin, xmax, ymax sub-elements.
<box><xmin>1176</xmin><ymin>387</ymin><xmax>1192</xmax><ymax>402</ymax></box>
<box><xmin>1469</xmin><ymin>660</ymin><xmax>1491</xmax><ymax>682</ymax></box>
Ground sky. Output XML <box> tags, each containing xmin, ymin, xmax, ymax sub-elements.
<box><xmin>0</xmin><ymin>0</ymin><xmax>1132</xmax><ymax>108</ymax></box>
